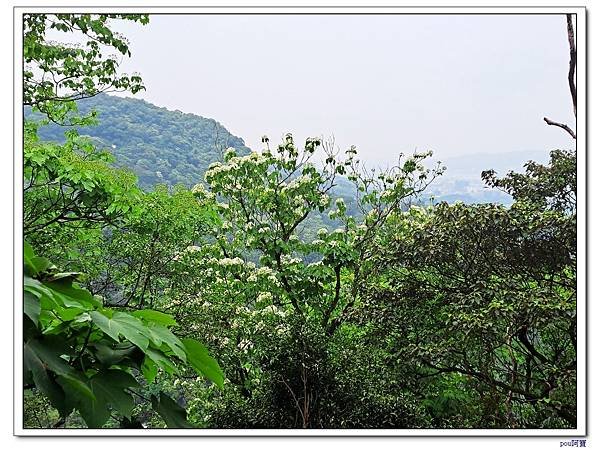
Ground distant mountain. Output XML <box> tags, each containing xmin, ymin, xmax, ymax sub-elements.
<box><xmin>27</xmin><ymin>93</ymin><xmax>550</xmax><ymax>206</ymax></box>
<box><xmin>27</xmin><ymin>94</ymin><xmax>250</xmax><ymax>189</ymax></box>
<box><xmin>427</xmin><ymin>150</ymin><xmax>552</xmax><ymax>205</ymax></box>
<box><xmin>440</xmin><ymin>150</ymin><xmax>550</xmax><ymax>178</ymax></box>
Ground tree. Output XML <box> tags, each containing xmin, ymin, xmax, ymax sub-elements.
<box><xmin>363</xmin><ymin>191</ymin><xmax>576</xmax><ymax>427</ymax></box>
<box><xmin>92</xmin><ymin>184</ymin><xmax>219</xmax><ymax>308</ymax></box>
<box><xmin>177</xmin><ymin>135</ymin><xmax>442</xmax><ymax>427</ymax></box>
<box><xmin>24</xmin><ymin>120</ymin><xmax>141</xmax><ymax>238</ymax></box>
<box><xmin>543</xmin><ymin>14</ymin><xmax>577</xmax><ymax>139</ymax></box>
<box><xmin>23</xmin><ymin>14</ymin><xmax>147</xmax><ymax>124</ymax></box>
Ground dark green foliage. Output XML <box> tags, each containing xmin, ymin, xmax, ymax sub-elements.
<box><xmin>360</xmin><ymin>149</ymin><xmax>577</xmax><ymax>428</ymax></box>
<box><xmin>27</xmin><ymin>94</ymin><xmax>250</xmax><ymax>189</ymax></box>
<box><xmin>23</xmin><ymin>242</ymin><xmax>223</xmax><ymax>428</ymax></box>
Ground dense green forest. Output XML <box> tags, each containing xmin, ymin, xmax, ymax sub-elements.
<box><xmin>22</xmin><ymin>14</ymin><xmax>577</xmax><ymax>430</ymax></box>
<box><xmin>26</xmin><ymin>93</ymin><xmax>249</xmax><ymax>189</ymax></box>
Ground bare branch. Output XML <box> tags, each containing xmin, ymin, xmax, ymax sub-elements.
<box><xmin>543</xmin><ymin>14</ymin><xmax>577</xmax><ymax>139</ymax></box>
<box><xmin>567</xmin><ymin>14</ymin><xmax>577</xmax><ymax>117</ymax></box>
<box><xmin>543</xmin><ymin>117</ymin><xmax>576</xmax><ymax>139</ymax></box>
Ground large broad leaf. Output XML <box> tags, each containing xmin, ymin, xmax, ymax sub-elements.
<box><xmin>24</xmin><ymin>291</ymin><xmax>41</xmax><ymax>326</ymax></box>
<box><xmin>141</xmin><ymin>356</ymin><xmax>158</xmax><ymax>383</ymax></box>
<box><xmin>91</xmin><ymin>342</ymin><xmax>138</xmax><ymax>366</ymax></box>
<box><xmin>182</xmin><ymin>338</ymin><xmax>224</xmax><ymax>389</ymax></box>
<box><xmin>145</xmin><ymin>347</ymin><xmax>178</xmax><ymax>375</ymax></box>
<box><xmin>146</xmin><ymin>325</ymin><xmax>186</xmax><ymax>361</ymax></box>
<box><xmin>48</xmin><ymin>279</ymin><xmax>102</xmax><ymax>308</ymax></box>
<box><xmin>24</xmin><ymin>337</ymin><xmax>74</xmax><ymax>377</ymax></box>
<box><xmin>24</xmin><ymin>340</ymin><xmax>69</xmax><ymax>416</ymax></box>
<box><xmin>57</xmin><ymin>372</ymin><xmax>96</xmax><ymax>402</ymax></box>
<box><xmin>151</xmin><ymin>393</ymin><xmax>192</xmax><ymax>428</ymax></box>
<box><xmin>25</xmin><ymin>275</ymin><xmax>95</xmax><ymax>316</ymax></box>
<box><xmin>24</xmin><ymin>336</ymin><xmax>94</xmax><ymax>417</ymax></box>
<box><xmin>74</xmin><ymin>370</ymin><xmax>139</xmax><ymax>428</ymax></box>
<box><xmin>24</xmin><ymin>276</ymin><xmax>55</xmax><ymax>302</ymax></box>
<box><xmin>24</xmin><ymin>241</ymin><xmax>55</xmax><ymax>276</ymax></box>
<box><xmin>45</xmin><ymin>272</ymin><xmax>84</xmax><ymax>283</ymax></box>
<box><xmin>23</xmin><ymin>241</ymin><xmax>36</xmax><ymax>276</ymax></box>
<box><xmin>90</xmin><ymin>311</ymin><xmax>149</xmax><ymax>351</ymax></box>
<box><xmin>131</xmin><ymin>309</ymin><xmax>178</xmax><ymax>327</ymax></box>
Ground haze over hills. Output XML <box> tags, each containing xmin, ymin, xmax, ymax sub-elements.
<box><xmin>28</xmin><ymin>94</ymin><xmax>250</xmax><ymax>189</ymax></box>
<box><xmin>427</xmin><ymin>149</ymin><xmax>552</xmax><ymax>205</ymax></box>
<box><xmin>27</xmin><ymin>94</ymin><xmax>551</xmax><ymax>205</ymax></box>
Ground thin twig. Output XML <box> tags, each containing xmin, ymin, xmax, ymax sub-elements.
<box><xmin>543</xmin><ymin>117</ymin><xmax>576</xmax><ymax>139</ymax></box>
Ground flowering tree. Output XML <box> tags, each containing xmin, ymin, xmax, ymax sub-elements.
<box><xmin>173</xmin><ymin>134</ymin><xmax>442</xmax><ymax>427</ymax></box>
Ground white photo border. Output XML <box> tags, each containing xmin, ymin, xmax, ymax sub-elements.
<box><xmin>13</xmin><ymin>4</ymin><xmax>587</xmax><ymax>437</ymax></box>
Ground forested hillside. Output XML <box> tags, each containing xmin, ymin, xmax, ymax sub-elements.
<box><xmin>27</xmin><ymin>93</ymin><xmax>249</xmax><ymax>189</ymax></box>
<box><xmin>28</xmin><ymin>93</ymin><xmax>544</xmax><ymax>205</ymax></box>
<box><xmin>21</xmin><ymin>13</ymin><xmax>579</xmax><ymax>431</ymax></box>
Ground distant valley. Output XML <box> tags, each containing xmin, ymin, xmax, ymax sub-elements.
<box><xmin>28</xmin><ymin>94</ymin><xmax>550</xmax><ymax>205</ymax></box>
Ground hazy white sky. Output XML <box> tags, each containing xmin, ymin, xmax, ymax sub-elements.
<box><xmin>111</xmin><ymin>14</ymin><xmax>575</xmax><ymax>166</ymax></box>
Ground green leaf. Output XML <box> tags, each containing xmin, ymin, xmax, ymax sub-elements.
<box><xmin>90</xmin><ymin>311</ymin><xmax>150</xmax><ymax>351</ymax></box>
<box><xmin>141</xmin><ymin>356</ymin><xmax>158</xmax><ymax>383</ymax></box>
<box><xmin>57</xmin><ymin>372</ymin><xmax>96</xmax><ymax>402</ymax></box>
<box><xmin>25</xmin><ymin>337</ymin><xmax>74</xmax><ymax>377</ymax></box>
<box><xmin>23</xmin><ymin>241</ymin><xmax>36</xmax><ymax>276</ymax></box>
<box><xmin>182</xmin><ymin>338</ymin><xmax>224</xmax><ymax>388</ymax></box>
<box><xmin>151</xmin><ymin>393</ymin><xmax>191</xmax><ymax>428</ymax></box>
<box><xmin>147</xmin><ymin>325</ymin><xmax>186</xmax><ymax>361</ymax></box>
<box><xmin>47</xmin><ymin>279</ymin><xmax>102</xmax><ymax>308</ymax></box>
<box><xmin>132</xmin><ymin>309</ymin><xmax>178</xmax><ymax>327</ymax></box>
<box><xmin>24</xmin><ymin>340</ymin><xmax>69</xmax><ymax>416</ymax></box>
<box><xmin>24</xmin><ymin>291</ymin><xmax>41</xmax><ymax>326</ymax></box>
<box><xmin>145</xmin><ymin>347</ymin><xmax>178</xmax><ymax>375</ymax></box>
<box><xmin>31</xmin><ymin>256</ymin><xmax>55</xmax><ymax>274</ymax></box>
<box><xmin>92</xmin><ymin>342</ymin><xmax>138</xmax><ymax>366</ymax></box>
<box><xmin>70</xmin><ymin>370</ymin><xmax>137</xmax><ymax>428</ymax></box>
<box><xmin>45</xmin><ymin>272</ymin><xmax>84</xmax><ymax>282</ymax></box>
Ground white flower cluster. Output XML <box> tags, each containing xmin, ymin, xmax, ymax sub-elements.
<box><xmin>247</xmin><ymin>274</ymin><xmax>258</xmax><ymax>283</ymax></box>
<box><xmin>224</xmin><ymin>147</ymin><xmax>237</xmax><ymax>160</ymax></box>
<box><xmin>256</xmin><ymin>266</ymin><xmax>275</xmax><ymax>277</ymax></box>
<box><xmin>258</xmin><ymin>226</ymin><xmax>270</xmax><ymax>235</ymax></box>
<box><xmin>260</xmin><ymin>304</ymin><xmax>286</xmax><ymax>318</ymax></box>
<box><xmin>191</xmin><ymin>183</ymin><xmax>215</xmax><ymax>200</ymax></box>
<box><xmin>257</xmin><ymin>292</ymin><xmax>273</xmax><ymax>304</ymax></box>
<box><xmin>235</xmin><ymin>305</ymin><xmax>251</xmax><ymax>315</ymax></box>
<box><xmin>281</xmin><ymin>255</ymin><xmax>301</xmax><ymax>265</ymax></box>
<box><xmin>219</xmin><ymin>257</ymin><xmax>244</xmax><ymax>267</ymax></box>
<box><xmin>380</xmin><ymin>190</ymin><xmax>394</xmax><ymax>201</ymax></box>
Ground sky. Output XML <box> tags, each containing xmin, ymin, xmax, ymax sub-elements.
<box><xmin>110</xmin><ymin>14</ymin><xmax>575</xmax><ymax>167</ymax></box>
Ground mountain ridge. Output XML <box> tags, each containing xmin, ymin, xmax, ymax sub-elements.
<box><xmin>27</xmin><ymin>93</ymin><xmax>550</xmax><ymax>205</ymax></box>
<box><xmin>28</xmin><ymin>93</ymin><xmax>250</xmax><ymax>189</ymax></box>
